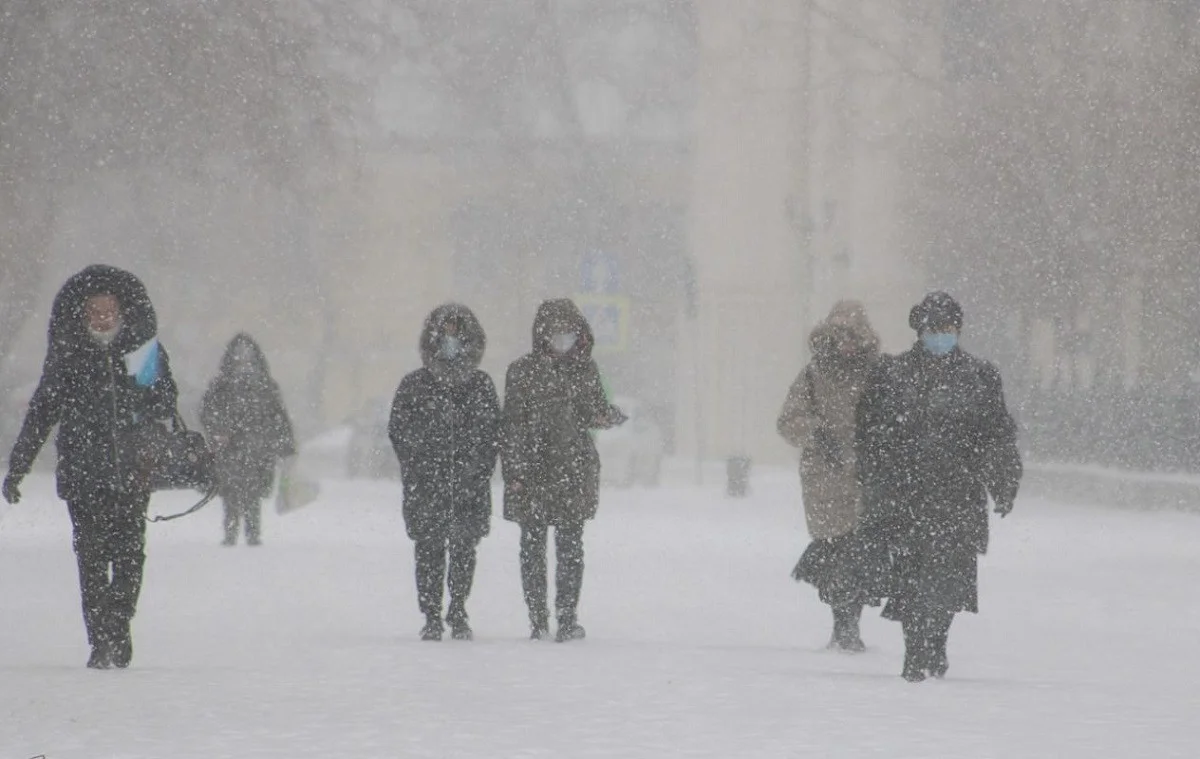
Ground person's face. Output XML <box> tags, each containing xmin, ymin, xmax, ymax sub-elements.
<box><xmin>84</xmin><ymin>294</ymin><xmax>121</xmax><ymax>334</ymax></box>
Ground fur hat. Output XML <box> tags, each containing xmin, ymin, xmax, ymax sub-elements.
<box><xmin>909</xmin><ymin>291</ymin><xmax>963</xmax><ymax>332</ymax></box>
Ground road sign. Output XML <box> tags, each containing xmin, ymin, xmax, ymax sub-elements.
<box><xmin>580</xmin><ymin>249</ymin><xmax>619</xmax><ymax>294</ymax></box>
<box><xmin>575</xmin><ymin>293</ymin><xmax>630</xmax><ymax>353</ymax></box>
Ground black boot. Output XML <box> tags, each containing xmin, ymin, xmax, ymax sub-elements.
<box><xmin>420</xmin><ymin>614</ymin><xmax>444</xmax><ymax>642</ymax></box>
<box><xmin>446</xmin><ymin>601</ymin><xmax>472</xmax><ymax>641</ymax></box>
<box><xmin>109</xmin><ymin>616</ymin><xmax>133</xmax><ymax>669</ymax></box>
<box><xmin>830</xmin><ymin>603</ymin><xmax>866</xmax><ymax>653</ymax></box>
<box><xmin>555</xmin><ymin>609</ymin><xmax>586</xmax><ymax>643</ymax></box>
<box><xmin>86</xmin><ymin>642</ymin><xmax>112</xmax><ymax>669</ymax></box>
<box><xmin>901</xmin><ymin>617</ymin><xmax>928</xmax><ymax>683</ymax></box>
<box><xmin>528</xmin><ymin>608</ymin><xmax>550</xmax><ymax>640</ymax></box>
<box><xmin>927</xmin><ymin>635</ymin><xmax>948</xmax><ymax>679</ymax></box>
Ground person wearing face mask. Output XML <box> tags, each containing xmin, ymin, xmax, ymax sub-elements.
<box><xmin>200</xmin><ymin>333</ymin><xmax>296</xmax><ymax>546</ymax></box>
<box><xmin>855</xmin><ymin>291</ymin><xmax>1023</xmax><ymax>682</ymax></box>
<box><xmin>389</xmin><ymin>304</ymin><xmax>501</xmax><ymax>641</ymax></box>
<box><xmin>501</xmin><ymin>299</ymin><xmax>626</xmax><ymax>642</ymax></box>
<box><xmin>777</xmin><ymin>301</ymin><xmax>882</xmax><ymax>652</ymax></box>
<box><xmin>3</xmin><ymin>265</ymin><xmax>180</xmax><ymax>669</ymax></box>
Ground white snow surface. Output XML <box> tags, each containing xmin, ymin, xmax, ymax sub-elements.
<box><xmin>1</xmin><ymin>468</ymin><xmax>1198</xmax><ymax>758</ymax></box>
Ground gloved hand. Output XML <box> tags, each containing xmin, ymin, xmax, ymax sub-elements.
<box><xmin>3</xmin><ymin>473</ymin><xmax>22</xmax><ymax>505</ymax></box>
<box><xmin>811</xmin><ymin>427</ymin><xmax>842</xmax><ymax>467</ymax></box>
<box><xmin>994</xmin><ymin>499</ymin><xmax>1014</xmax><ymax>518</ymax></box>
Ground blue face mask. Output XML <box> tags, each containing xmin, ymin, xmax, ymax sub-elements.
<box><xmin>921</xmin><ymin>331</ymin><xmax>958</xmax><ymax>356</ymax></box>
<box><xmin>438</xmin><ymin>335</ymin><xmax>464</xmax><ymax>360</ymax></box>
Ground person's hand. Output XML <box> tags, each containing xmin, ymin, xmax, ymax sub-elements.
<box><xmin>2</xmin><ymin>473</ymin><xmax>22</xmax><ymax>505</ymax></box>
<box><xmin>596</xmin><ymin>405</ymin><xmax>628</xmax><ymax>428</ymax></box>
<box><xmin>506</xmin><ymin>480</ymin><xmax>524</xmax><ymax>494</ymax></box>
<box><xmin>812</xmin><ymin>427</ymin><xmax>842</xmax><ymax>467</ymax></box>
<box><xmin>994</xmin><ymin>499</ymin><xmax>1014</xmax><ymax>518</ymax></box>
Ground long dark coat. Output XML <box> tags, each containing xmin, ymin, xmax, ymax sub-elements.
<box><xmin>7</xmin><ymin>265</ymin><xmax>179</xmax><ymax>501</ymax></box>
<box><xmin>200</xmin><ymin>334</ymin><xmax>296</xmax><ymax>503</ymax></box>
<box><xmin>855</xmin><ymin>342</ymin><xmax>1022</xmax><ymax>618</ymax></box>
<box><xmin>389</xmin><ymin>304</ymin><xmax>501</xmax><ymax>542</ymax></box>
<box><xmin>501</xmin><ymin>299</ymin><xmax>621</xmax><ymax>526</ymax></box>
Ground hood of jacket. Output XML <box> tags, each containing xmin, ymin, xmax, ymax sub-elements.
<box><xmin>532</xmin><ymin>299</ymin><xmax>594</xmax><ymax>361</ymax></box>
<box><xmin>809</xmin><ymin>300</ymin><xmax>881</xmax><ymax>361</ymax></box>
<box><xmin>420</xmin><ymin>303</ymin><xmax>487</xmax><ymax>373</ymax></box>
<box><xmin>49</xmin><ymin>264</ymin><xmax>157</xmax><ymax>355</ymax></box>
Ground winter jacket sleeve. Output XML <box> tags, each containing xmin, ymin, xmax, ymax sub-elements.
<box><xmin>7</xmin><ymin>352</ymin><xmax>65</xmax><ymax>478</ymax></box>
<box><xmin>500</xmin><ymin>361</ymin><xmax>537</xmax><ymax>484</ymax></box>
<box><xmin>464</xmin><ymin>372</ymin><xmax>501</xmax><ymax>484</ymax></box>
<box><xmin>579</xmin><ymin>360</ymin><xmax>619</xmax><ymax>430</ymax></box>
<box><xmin>270</xmin><ymin>382</ymin><xmax>296</xmax><ymax>458</ymax></box>
<box><xmin>389</xmin><ymin>374</ymin><xmax>421</xmax><ymax>471</ymax></box>
<box><xmin>777</xmin><ymin>366</ymin><xmax>818</xmax><ymax>449</ymax></box>
<box><xmin>976</xmin><ymin>362</ymin><xmax>1022</xmax><ymax>508</ymax></box>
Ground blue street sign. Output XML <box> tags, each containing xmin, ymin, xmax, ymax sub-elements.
<box><xmin>580</xmin><ymin>249</ymin><xmax>619</xmax><ymax>294</ymax></box>
<box><xmin>575</xmin><ymin>294</ymin><xmax>630</xmax><ymax>353</ymax></box>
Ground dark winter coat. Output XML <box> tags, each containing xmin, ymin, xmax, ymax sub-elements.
<box><xmin>501</xmin><ymin>299</ymin><xmax>622</xmax><ymax>526</ymax></box>
<box><xmin>389</xmin><ymin>304</ymin><xmax>501</xmax><ymax>542</ymax></box>
<box><xmin>855</xmin><ymin>341</ymin><xmax>1022</xmax><ymax>615</ymax></box>
<box><xmin>200</xmin><ymin>334</ymin><xmax>296</xmax><ymax>503</ymax></box>
<box><xmin>778</xmin><ymin>300</ymin><xmax>881</xmax><ymax>540</ymax></box>
<box><xmin>7</xmin><ymin>265</ymin><xmax>179</xmax><ymax>501</ymax></box>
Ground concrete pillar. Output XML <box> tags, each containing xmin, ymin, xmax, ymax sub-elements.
<box><xmin>680</xmin><ymin>0</ymin><xmax>809</xmax><ymax>467</ymax></box>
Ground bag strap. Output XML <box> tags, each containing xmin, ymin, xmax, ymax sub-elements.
<box><xmin>147</xmin><ymin>486</ymin><xmax>218</xmax><ymax>523</ymax></box>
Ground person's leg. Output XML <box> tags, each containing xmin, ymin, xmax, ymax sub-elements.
<box><xmin>519</xmin><ymin>523</ymin><xmax>549</xmax><ymax>638</ymax></box>
<box><xmin>901</xmin><ymin>613</ymin><xmax>929</xmax><ymax>682</ymax></box>
<box><xmin>105</xmin><ymin>493</ymin><xmax>149</xmax><ymax>668</ymax></box>
<box><xmin>68</xmin><ymin>500</ymin><xmax>112</xmax><ymax>668</ymax></box>
<box><xmin>243</xmin><ymin>497</ymin><xmax>263</xmax><ymax>546</ymax></box>
<box><xmin>221</xmin><ymin>495</ymin><xmax>239</xmax><ymax>545</ymax></box>
<box><xmin>446</xmin><ymin>528</ymin><xmax>479</xmax><ymax>640</ymax></box>
<box><xmin>554</xmin><ymin>522</ymin><xmax>586</xmax><ymax>642</ymax></box>
<box><xmin>927</xmin><ymin>611</ymin><xmax>955</xmax><ymax>678</ymax></box>
<box><xmin>831</xmin><ymin>602</ymin><xmax>865</xmax><ymax>652</ymax></box>
<box><xmin>414</xmin><ymin>537</ymin><xmax>447</xmax><ymax>640</ymax></box>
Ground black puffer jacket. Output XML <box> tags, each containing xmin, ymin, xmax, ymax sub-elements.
<box><xmin>200</xmin><ymin>334</ymin><xmax>296</xmax><ymax>502</ymax></box>
<box><xmin>389</xmin><ymin>304</ymin><xmax>501</xmax><ymax>542</ymax></box>
<box><xmin>501</xmin><ymin>299</ymin><xmax>623</xmax><ymax>526</ymax></box>
<box><xmin>8</xmin><ymin>265</ymin><xmax>179</xmax><ymax>501</ymax></box>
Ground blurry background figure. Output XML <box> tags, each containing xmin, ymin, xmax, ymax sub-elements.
<box><xmin>501</xmin><ymin>299</ymin><xmax>627</xmax><ymax>643</ymax></box>
<box><xmin>4</xmin><ymin>265</ymin><xmax>179</xmax><ymax>669</ymax></box>
<box><xmin>201</xmin><ymin>333</ymin><xmax>296</xmax><ymax>546</ymax></box>
<box><xmin>389</xmin><ymin>304</ymin><xmax>500</xmax><ymax>642</ymax></box>
<box><xmin>778</xmin><ymin>301</ymin><xmax>882</xmax><ymax>653</ymax></box>
<box><xmin>856</xmin><ymin>292</ymin><xmax>1023</xmax><ymax>682</ymax></box>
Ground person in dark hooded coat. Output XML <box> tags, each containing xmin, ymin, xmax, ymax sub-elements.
<box><xmin>501</xmin><ymin>299</ymin><xmax>626</xmax><ymax>642</ymax></box>
<box><xmin>3</xmin><ymin>265</ymin><xmax>179</xmax><ymax>669</ymax></box>
<box><xmin>855</xmin><ymin>291</ymin><xmax>1022</xmax><ymax>682</ymax></box>
<box><xmin>200</xmin><ymin>333</ymin><xmax>296</xmax><ymax>546</ymax></box>
<box><xmin>389</xmin><ymin>304</ymin><xmax>501</xmax><ymax>641</ymax></box>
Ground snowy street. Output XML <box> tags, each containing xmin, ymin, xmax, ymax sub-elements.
<box><xmin>2</xmin><ymin>469</ymin><xmax>1198</xmax><ymax>758</ymax></box>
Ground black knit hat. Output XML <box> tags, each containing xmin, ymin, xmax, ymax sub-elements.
<box><xmin>909</xmin><ymin>291</ymin><xmax>963</xmax><ymax>332</ymax></box>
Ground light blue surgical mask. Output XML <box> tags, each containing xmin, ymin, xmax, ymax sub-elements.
<box><xmin>921</xmin><ymin>332</ymin><xmax>958</xmax><ymax>356</ymax></box>
<box><xmin>550</xmin><ymin>332</ymin><xmax>578</xmax><ymax>355</ymax></box>
<box><xmin>438</xmin><ymin>335</ymin><xmax>464</xmax><ymax>360</ymax></box>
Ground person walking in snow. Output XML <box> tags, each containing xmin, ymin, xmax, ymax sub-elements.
<box><xmin>389</xmin><ymin>304</ymin><xmax>501</xmax><ymax>641</ymax></box>
<box><xmin>778</xmin><ymin>300</ymin><xmax>882</xmax><ymax>652</ymax></box>
<box><xmin>501</xmin><ymin>299</ymin><xmax>626</xmax><ymax>642</ymax></box>
<box><xmin>200</xmin><ymin>333</ymin><xmax>296</xmax><ymax>547</ymax></box>
<box><xmin>855</xmin><ymin>291</ymin><xmax>1023</xmax><ymax>682</ymax></box>
<box><xmin>3</xmin><ymin>265</ymin><xmax>180</xmax><ymax>669</ymax></box>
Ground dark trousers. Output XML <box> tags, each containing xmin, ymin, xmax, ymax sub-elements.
<box><xmin>67</xmin><ymin>491</ymin><xmax>149</xmax><ymax>648</ymax></box>
<box><xmin>414</xmin><ymin>529</ymin><xmax>480</xmax><ymax>620</ymax></box>
<box><xmin>902</xmin><ymin>610</ymin><xmax>955</xmax><ymax>673</ymax></box>
<box><xmin>519</xmin><ymin>522</ymin><xmax>584</xmax><ymax>624</ymax></box>
<box><xmin>222</xmin><ymin>494</ymin><xmax>262</xmax><ymax>543</ymax></box>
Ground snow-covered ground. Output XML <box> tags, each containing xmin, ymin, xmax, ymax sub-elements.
<box><xmin>1</xmin><ymin>467</ymin><xmax>1197</xmax><ymax>758</ymax></box>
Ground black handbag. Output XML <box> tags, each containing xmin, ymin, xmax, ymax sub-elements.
<box><xmin>137</xmin><ymin>413</ymin><xmax>216</xmax><ymax>493</ymax></box>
